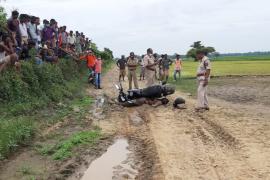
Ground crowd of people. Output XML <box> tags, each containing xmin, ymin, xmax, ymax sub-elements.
<box><xmin>117</xmin><ymin>48</ymin><xmax>183</xmax><ymax>90</ymax></box>
<box><xmin>0</xmin><ymin>10</ymin><xmax>104</xmax><ymax>89</ymax></box>
<box><xmin>0</xmin><ymin>10</ymin><xmax>211</xmax><ymax>110</ymax></box>
<box><xmin>117</xmin><ymin>48</ymin><xmax>211</xmax><ymax>111</ymax></box>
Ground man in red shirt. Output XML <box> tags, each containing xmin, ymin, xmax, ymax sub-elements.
<box><xmin>80</xmin><ymin>50</ymin><xmax>96</xmax><ymax>83</ymax></box>
<box><xmin>95</xmin><ymin>57</ymin><xmax>102</xmax><ymax>89</ymax></box>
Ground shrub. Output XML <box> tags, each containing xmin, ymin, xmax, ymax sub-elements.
<box><xmin>0</xmin><ymin>117</ymin><xmax>34</xmax><ymax>159</ymax></box>
<box><xmin>21</xmin><ymin>62</ymin><xmax>42</xmax><ymax>97</ymax></box>
<box><xmin>0</xmin><ymin>69</ymin><xmax>30</xmax><ymax>103</ymax></box>
<box><xmin>58</xmin><ymin>59</ymin><xmax>79</xmax><ymax>81</ymax></box>
<box><xmin>0</xmin><ymin>58</ymin><xmax>88</xmax><ymax>115</ymax></box>
<box><xmin>0</xmin><ymin>55</ymin><xmax>112</xmax><ymax>159</ymax></box>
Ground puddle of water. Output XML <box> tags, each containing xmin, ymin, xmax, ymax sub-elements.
<box><xmin>81</xmin><ymin>139</ymin><xmax>137</xmax><ymax>180</ymax></box>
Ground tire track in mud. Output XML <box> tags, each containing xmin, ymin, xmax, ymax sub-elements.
<box><xmin>182</xmin><ymin>107</ymin><xmax>265</xmax><ymax>180</ymax></box>
<box><xmin>76</xmin><ymin>66</ymin><xmax>270</xmax><ymax>180</ymax></box>
<box><xmin>2</xmin><ymin>66</ymin><xmax>270</xmax><ymax>180</ymax></box>
<box><xmin>84</xmin><ymin>66</ymin><xmax>165</xmax><ymax>180</ymax></box>
<box><xmin>191</xmin><ymin>112</ymin><xmax>239</xmax><ymax>149</ymax></box>
<box><xmin>129</xmin><ymin>108</ymin><xmax>165</xmax><ymax>179</ymax></box>
<box><xmin>146</xmin><ymin>90</ymin><xmax>267</xmax><ymax>180</ymax></box>
<box><xmin>95</xmin><ymin>104</ymin><xmax>165</xmax><ymax>179</ymax></box>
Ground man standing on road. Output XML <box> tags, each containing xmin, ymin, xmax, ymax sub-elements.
<box><xmin>127</xmin><ymin>52</ymin><xmax>139</xmax><ymax>89</ymax></box>
<box><xmin>153</xmin><ymin>53</ymin><xmax>159</xmax><ymax>80</ymax></box>
<box><xmin>195</xmin><ymin>50</ymin><xmax>211</xmax><ymax>111</ymax></box>
<box><xmin>117</xmin><ymin>55</ymin><xmax>127</xmax><ymax>82</ymax></box>
<box><xmin>158</xmin><ymin>54</ymin><xmax>164</xmax><ymax>81</ymax></box>
<box><xmin>160</xmin><ymin>54</ymin><xmax>172</xmax><ymax>83</ymax></box>
<box><xmin>144</xmin><ymin>48</ymin><xmax>157</xmax><ymax>87</ymax></box>
<box><xmin>174</xmin><ymin>54</ymin><xmax>182</xmax><ymax>81</ymax></box>
<box><xmin>139</xmin><ymin>55</ymin><xmax>145</xmax><ymax>81</ymax></box>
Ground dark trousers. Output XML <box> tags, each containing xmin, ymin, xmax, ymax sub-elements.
<box><xmin>174</xmin><ymin>70</ymin><xmax>181</xmax><ymax>80</ymax></box>
<box><xmin>95</xmin><ymin>73</ymin><xmax>101</xmax><ymax>87</ymax></box>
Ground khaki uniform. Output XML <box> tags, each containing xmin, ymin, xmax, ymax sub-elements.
<box><xmin>127</xmin><ymin>57</ymin><xmax>139</xmax><ymax>89</ymax></box>
<box><xmin>144</xmin><ymin>54</ymin><xmax>156</xmax><ymax>87</ymax></box>
<box><xmin>196</xmin><ymin>56</ymin><xmax>211</xmax><ymax>108</ymax></box>
<box><xmin>120</xmin><ymin>69</ymin><xmax>126</xmax><ymax>77</ymax></box>
<box><xmin>117</xmin><ymin>59</ymin><xmax>126</xmax><ymax>77</ymax></box>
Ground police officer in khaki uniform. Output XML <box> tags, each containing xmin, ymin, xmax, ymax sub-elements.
<box><xmin>195</xmin><ymin>50</ymin><xmax>211</xmax><ymax>111</ymax></box>
<box><xmin>127</xmin><ymin>52</ymin><xmax>139</xmax><ymax>90</ymax></box>
<box><xmin>144</xmin><ymin>48</ymin><xmax>157</xmax><ymax>87</ymax></box>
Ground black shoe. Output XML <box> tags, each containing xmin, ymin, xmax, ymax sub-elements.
<box><xmin>204</xmin><ymin>107</ymin><xmax>210</xmax><ymax>111</ymax></box>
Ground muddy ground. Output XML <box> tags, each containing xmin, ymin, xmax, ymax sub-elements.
<box><xmin>209</xmin><ymin>76</ymin><xmax>270</xmax><ymax>106</ymax></box>
<box><xmin>0</xmin><ymin>67</ymin><xmax>270</xmax><ymax>180</ymax></box>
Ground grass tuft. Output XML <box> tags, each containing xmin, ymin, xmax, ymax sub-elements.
<box><xmin>51</xmin><ymin>130</ymin><xmax>101</xmax><ymax>160</ymax></box>
<box><xmin>0</xmin><ymin>118</ymin><xmax>34</xmax><ymax>159</ymax></box>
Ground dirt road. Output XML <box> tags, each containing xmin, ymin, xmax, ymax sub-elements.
<box><xmin>1</xmin><ymin>66</ymin><xmax>269</xmax><ymax>180</ymax></box>
<box><xmin>93</xmin><ymin>66</ymin><xmax>270</xmax><ymax>179</ymax></box>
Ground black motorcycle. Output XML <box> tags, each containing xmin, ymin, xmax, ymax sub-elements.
<box><xmin>115</xmin><ymin>82</ymin><xmax>175</xmax><ymax>106</ymax></box>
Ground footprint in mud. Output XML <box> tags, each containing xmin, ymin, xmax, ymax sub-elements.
<box><xmin>129</xmin><ymin>111</ymin><xmax>144</xmax><ymax>126</ymax></box>
<box><xmin>91</xmin><ymin>95</ymin><xmax>106</xmax><ymax>120</ymax></box>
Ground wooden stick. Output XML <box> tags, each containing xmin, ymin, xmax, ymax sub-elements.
<box><xmin>59</xmin><ymin>47</ymin><xmax>80</xmax><ymax>61</ymax></box>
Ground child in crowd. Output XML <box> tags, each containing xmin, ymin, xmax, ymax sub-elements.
<box><xmin>95</xmin><ymin>56</ymin><xmax>102</xmax><ymax>89</ymax></box>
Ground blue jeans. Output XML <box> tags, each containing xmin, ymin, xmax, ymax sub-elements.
<box><xmin>35</xmin><ymin>57</ymin><xmax>43</xmax><ymax>65</ymax></box>
<box><xmin>95</xmin><ymin>73</ymin><xmax>101</xmax><ymax>87</ymax></box>
<box><xmin>174</xmin><ymin>70</ymin><xmax>181</xmax><ymax>80</ymax></box>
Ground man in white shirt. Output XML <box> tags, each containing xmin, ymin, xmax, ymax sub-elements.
<box><xmin>67</xmin><ymin>30</ymin><xmax>76</xmax><ymax>45</ymax></box>
<box><xmin>19</xmin><ymin>14</ymin><xmax>28</xmax><ymax>45</ymax></box>
<box><xmin>28</xmin><ymin>16</ymin><xmax>39</xmax><ymax>49</ymax></box>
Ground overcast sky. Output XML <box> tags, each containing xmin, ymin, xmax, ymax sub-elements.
<box><xmin>2</xmin><ymin>0</ymin><xmax>270</xmax><ymax>57</ymax></box>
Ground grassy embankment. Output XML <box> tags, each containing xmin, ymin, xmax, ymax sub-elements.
<box><xmin>0</xmin><ymin>57</ymin><xmax>114</xmax><ymax>160</ymax></box>
<box><xmin>169</xmin><ymin>56</ymin><xmax>270</xmax><ymax>95</ymax></box>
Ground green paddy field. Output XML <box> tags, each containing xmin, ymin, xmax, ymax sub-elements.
<box><xmin>169</xmin><ymin>56</ymin><xmax>270</xmax><ymax>94</ymax></box>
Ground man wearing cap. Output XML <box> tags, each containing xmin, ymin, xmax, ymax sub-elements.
<box><xmin>195</xmin><ymin>50</ymin><xmax>211</xmax><ymax>111</ymax></box>
<box><xmin>144</xmin><ymin>48</ymin><xmax>157</xmax><ymax>87</ymax></box>
<box><xmin>127</xmin><ymin>52</ymin><xmax>139</xmax><ymax>89</ymax></box>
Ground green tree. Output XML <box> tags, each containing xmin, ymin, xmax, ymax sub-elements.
<box><xmin>104</xmin><ymin>47</ymin><xmax>114</xmax><ymax>59</ymax></box>
<box><xmin>191</xmin><ymin>41</ymin><xmax>203</xmax><ymax>49</ymax></box>
<box><xmin>187</xmin><ymin>48</ymin><xmax>197</xmax><ymax>59</ymax></box>
<box><xmin>213</xmin><ymin>52</ymin><xmax>220</xmax><ymax>59</ymax></box>
<box><xmin>0</xmin><ymin>6</ymin><xmax>7</xmax><ymax>27</ymax></box>
<box><xmin>187</xmin><ymin>41</ymin><xmax>216</xmax><ymax>61</ymax></box>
